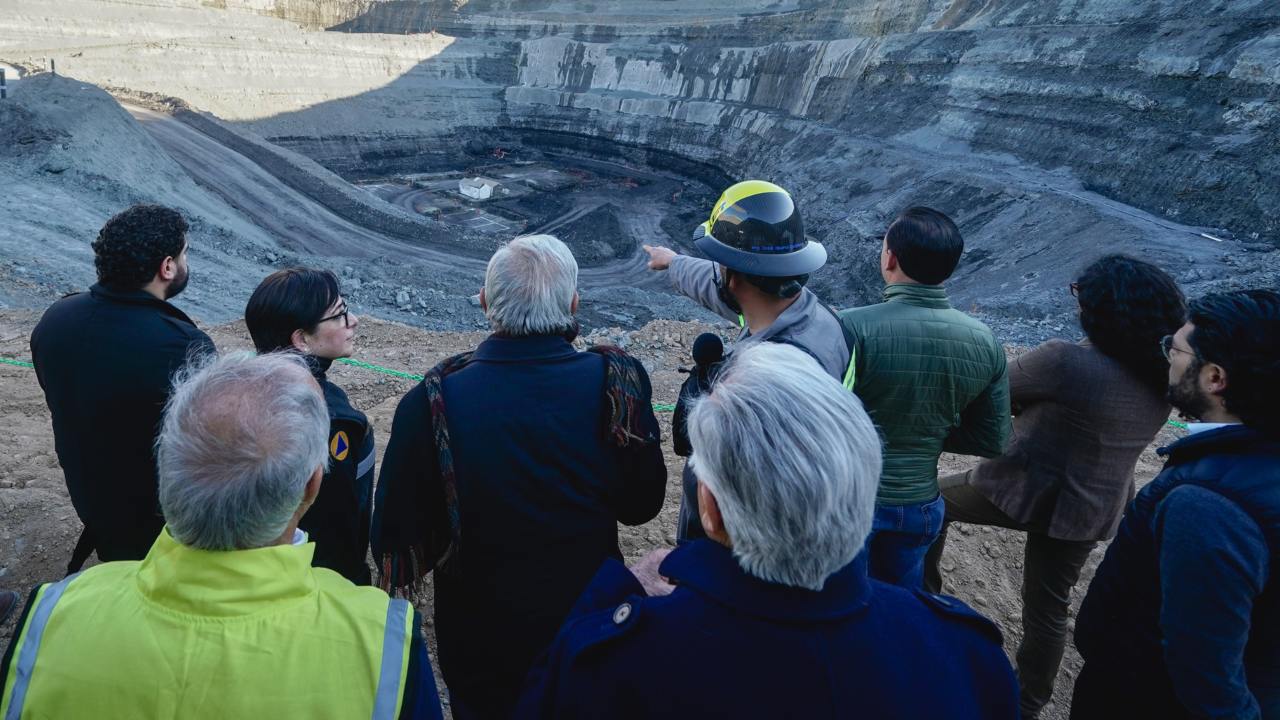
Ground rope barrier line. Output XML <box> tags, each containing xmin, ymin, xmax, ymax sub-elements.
<box><xmin>0</xmin><ymin>355</ymin><xmax>1193</xmax><ymax>425</ymax></box>
<box><xmin>335</xmin><ymin>357</ymin><xmax>424</xmax><ymax>381</ymax></box>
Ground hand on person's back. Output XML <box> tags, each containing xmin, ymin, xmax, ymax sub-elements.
<box><xmin>629</xmin><ymin>548</ymin><xmax>675</xmax><ymax>596</ymax></box>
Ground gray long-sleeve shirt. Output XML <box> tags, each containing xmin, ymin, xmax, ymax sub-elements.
<box><xmin>667</xmin><ymin>255</ymin><xmax>849</xmax><ymax>380</ymax></box>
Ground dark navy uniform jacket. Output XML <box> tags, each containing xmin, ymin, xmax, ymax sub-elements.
<box><xmin>30</xmin><ymin>284</ymin><xmax>214</xmax><ymax>562</ymax></box>
<box><xmin>373</xmin><ymin>333</ymin><xmax>667</xmax><ymax>718</ymax></box>
<box><xmin>517</xmin><ymin>539</ymin><xmax>1018</xmax><ymax>720</ymax></box>
<box><xmin>302</xmin><ymin>358</ymin><xmax>376</xmax><ymax>585</ymax></box>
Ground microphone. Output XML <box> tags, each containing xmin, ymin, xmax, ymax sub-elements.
<box><xmin>691</xmin><ymin>333</ymin><xmax>724</xmax><ymax>369</ymax></box>
<box><xmin>674</xmin><ymin>333</ymin><xmax>725</xmax><ymax>458</ymax></box>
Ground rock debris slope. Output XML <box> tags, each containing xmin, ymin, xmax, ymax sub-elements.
<box><xmin>0</xmin><ymin>72</ymin><xmax>284</xmax><ymax>320</ymax></box>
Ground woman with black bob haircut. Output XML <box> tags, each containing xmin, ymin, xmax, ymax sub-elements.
<box><xmin>244</xmin><ymin>267</ymin><xmax>375</xmax><ymax>584</ymax></box>
<box><xmin>925</xmin><ymin>254</ymin><xmax>1186</xmax><ymax>718</ymax></box>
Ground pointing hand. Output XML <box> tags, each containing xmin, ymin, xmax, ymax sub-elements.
<box><xmin>643</xmin><ymin>245</ymin><xmax>676</xmax><ymax>271</ymax></box>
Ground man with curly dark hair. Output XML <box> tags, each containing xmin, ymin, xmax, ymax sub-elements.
<box><xmin>1072</xmin><ymin>289</ymin><xmax>1280</xmax><ymax>719</ymax></box>
<box><xmin>30</xmin><ymin>204</ymin><xmax>214</xmax><ymax>571</ymax></box>
<box><xmin>923</xmin><ymin>254</ymin><xmax>1186</xmax><ymax>718</ymax></box>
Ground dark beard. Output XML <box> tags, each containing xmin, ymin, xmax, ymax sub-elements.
<box><xmin>165</xmin><ymin>266</ymin><xmax>189</xmax><ymax>300</ymax></box>
<box><xmin>1167</xmin><ymin>362</ymin><xmax>1211</xmax><ymax>420</ymax></box>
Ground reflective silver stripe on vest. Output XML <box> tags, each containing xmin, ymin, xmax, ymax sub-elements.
<box><xmin>4</xmin><ymin>573</ymin><xmax>81</xmax><ymax>720</ymax></box>
<box><xmin>371</xmin><ymin>597</ymin><xmax>411</xmax><ymax>720</ymax></box>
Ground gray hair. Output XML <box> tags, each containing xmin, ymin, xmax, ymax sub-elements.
<box><xmin>688</xmin><ymin>343</ymin><xmax>882</xmax><ymax>590</ymax></box>
<box><xmin>156</xmin><ymin>351</ymin><xmax>330</xmax><ymax>551</ymax></box>
<box><xmin>483</xmin><ymin>234</ymin><xmax>578</xmax><ymax>336</ymax></box>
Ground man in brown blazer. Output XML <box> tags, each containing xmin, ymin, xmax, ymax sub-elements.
<box><xmin>924</xmin><ymin>255</ymin><xmax>1186</xmax><ymax>719</ymax></box>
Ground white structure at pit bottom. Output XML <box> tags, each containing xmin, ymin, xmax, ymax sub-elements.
<box><xmin>460</xmin><ymin>177</ymin><xmax>500</xmax><ymax>200</ymax></box>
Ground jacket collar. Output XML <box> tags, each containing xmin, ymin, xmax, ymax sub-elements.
<box><xmin>472</xmin><ymin>333</ymin><xmax>579</xmax><ymax>363</ymax></box>
<box><xmin>89</xmin><ymin>283</ymin><xmax>197</xmax><ymax>325</ymax></box>
<box><xmin>744</xmin><ymin>288</ymin><xmax>817</xmax><ymax>343</ymax></box>
<box><xmin>883</xmin><ymin>283</ymin><xmax>951</xmax><ymax>309</ymax></box>
<box><xmin>659</xmin><ymin>539</ymin><xmax>872</xmax><ymax>622</ymax></box>
<box><xmin>305</xmin><ymin>354</ymin><xmax>334</xmax><ymax>383</ymax></box>
<box><xmin>1159</xmin><ymin>424</ymin><xmax>1280</xmax><ymax>461</ymax></box>
<box><xmin>135</xmin><ymin>528</ymin><xmax>318</xmax><ymax>618</ymax></box>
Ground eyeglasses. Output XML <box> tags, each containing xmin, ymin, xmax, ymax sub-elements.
<box><xmin>1160</xmin><ymin>335</ymin><xmax>1195</xmax><ymax>361</ymax></box>
<box><xmin>319</xmin><ymin>301</ymin><xmax>351</xmax><ymax>328</ymax></box>
<box><xmin>1069</xmin><ymin>282</ymin><xmax>1079</xmax><ymax>298</ymax></box>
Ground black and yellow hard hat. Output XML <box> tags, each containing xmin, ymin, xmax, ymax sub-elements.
<box><xmin>692</xmin><ymin>180</ymin><xmax>826</xmax><ymax>277</ymax></box>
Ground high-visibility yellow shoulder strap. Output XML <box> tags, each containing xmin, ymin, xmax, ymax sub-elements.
<box><xmin>372</xmin><ymin>598</ymin><xmax>414</xmax><ymax>720</ymax></box>
<box><xmin>842</xmin><ymin>347</ymin><xmax>857</xmax><ymax>391</ymax></box>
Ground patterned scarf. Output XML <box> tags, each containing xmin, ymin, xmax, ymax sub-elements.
<box><xmin>376</xmin><ymin>344</ymin><xmax>655</xmax><ymax>594</ymax></box>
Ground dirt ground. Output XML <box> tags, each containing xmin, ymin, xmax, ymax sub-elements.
<box><xmin>0</xmin><ymin>310</ymin><xmax>1181</xmax><ymax>718</ymax></box>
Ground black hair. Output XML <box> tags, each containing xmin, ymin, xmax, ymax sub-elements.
<box><xmin>735</xmin><ymin>271</ymin><xmax>809</xmax><ymax>299</ymax></box>
<box><xmin>1186</xmin><ymin>289</ymin><xmax>1280</xmax><ymax>434</ymax></box>
<box><xmin>244</xmin><ymin>267</ymin><xmax>342</xmax><ymax>353</ymax></box>
<box><xmin>1076</xmin><ymin>254</ymin><xmax>1187</xmax><ymax>391</ymax></box>
<box><xmin>885</xmin><ymin>207</ymin><xmax>964</xmax><ymax>285</ymax></box>
<box><xmin>91</xmin><ymin>204</ymin><xmax>189</xmax><ymax>290</ymax></box>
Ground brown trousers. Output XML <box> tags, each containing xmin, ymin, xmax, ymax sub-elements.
<box><xmin>924</xmin><ymin>471</ymin><xmax>1096</xmax><ymax>720</ymax></box>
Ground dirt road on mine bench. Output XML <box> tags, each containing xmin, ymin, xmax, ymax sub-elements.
<box><xmin>127</xmin><ymin>105</ymin><xmax>670</xmax><ymax>291</ymax></box>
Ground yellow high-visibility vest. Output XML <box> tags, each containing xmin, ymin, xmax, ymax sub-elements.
<box><xmin>1</xmin><ymin>528</ymin><xmax>412</xmax><ymax>719</ymax></box>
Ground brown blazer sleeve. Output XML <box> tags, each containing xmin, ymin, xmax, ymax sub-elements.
<box><xmin>1008</xmin><ymin>340</ymin><xmax>1068</xmax><ymax>415</ymax></box>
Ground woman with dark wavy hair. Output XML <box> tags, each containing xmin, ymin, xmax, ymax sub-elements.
<box><xmin>924</xmin><ymin>254</ymin><xmax>1186</xmax><ymax>719</ymax></box>
<box><xmin>244</xmin><ymin>267</ymin><xmax>376</xmax><ymax>585</ymax></box>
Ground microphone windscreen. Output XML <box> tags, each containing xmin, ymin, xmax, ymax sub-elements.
<box><xmin>692</xmin><ymin>333</ymin><xmax>724</xmax><ymax>367</ymax></box>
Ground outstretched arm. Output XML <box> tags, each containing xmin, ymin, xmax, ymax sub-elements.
<box><xmin>644</xmin><ymin>245</ymin><xmax>740</xmax><ymax>323</ymax></box>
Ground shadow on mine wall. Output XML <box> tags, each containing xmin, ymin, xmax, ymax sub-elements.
<box><xmin>215</xmin><ymin>0</ymin><xmax>1280</xmax><ymax>319</ymax></box>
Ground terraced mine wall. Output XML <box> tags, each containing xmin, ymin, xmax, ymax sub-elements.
<box><xmin>3</xmin><ymin>0</ymin><xmax>1276</xmax><ymax>324</ymax></box>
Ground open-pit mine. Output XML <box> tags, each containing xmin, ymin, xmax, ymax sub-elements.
<box><xmin>0</xmin><ymin>2</ymin><xmax>1277</xmax><ymax>717</ymax></box>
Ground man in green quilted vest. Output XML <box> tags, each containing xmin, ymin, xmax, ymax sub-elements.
<box><xmin>839</xmin><ymin>207</ymin><xmax>1010</xmax><ymax>589</ymax></box>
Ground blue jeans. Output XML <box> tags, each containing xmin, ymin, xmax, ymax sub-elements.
<box><xmin>867</xmin><ymin>495</ymin><xmax>945</xmax><ymax>588</ymax></box>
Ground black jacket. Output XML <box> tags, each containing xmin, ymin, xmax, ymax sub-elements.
<box><xmin>30</xmin><ymin>284</ymin><xmax>214</xmax><ymax>561</ymax></box>
<box><xmin>372</xmin><ymin>334</ymin><xmax>667</xmax><ymax>718</ymax></box>
<box><xmin>302</xmin><ymin>358</ymin><xmax>376</xmax><ymax>585</ymax></box>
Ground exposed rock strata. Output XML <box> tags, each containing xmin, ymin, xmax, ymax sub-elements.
<box><xmin>1</xmin><ymin>0</ymin><xmax>1277</xmax><ymax>327</ymax></box>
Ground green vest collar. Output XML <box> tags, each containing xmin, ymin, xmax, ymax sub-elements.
<box><xmin>883</xmin><ymin>283</ymin><xmax>951</xmax><ymax>309</ymax></box>
<box><xmin>135</xmin><ymin>528</ymin><xmax>319</xmax><ymax>617</ymax></box>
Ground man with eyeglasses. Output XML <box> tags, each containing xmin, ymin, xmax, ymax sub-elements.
<box><xmin>31</xmin><ymin>205</ymin><xmax>215</xmax><ymax>571</ymax></box>
<box><xmin>1072</xmin><ymin>289</ymin><xmax>1280</xmax><ymax>719</ymax></box>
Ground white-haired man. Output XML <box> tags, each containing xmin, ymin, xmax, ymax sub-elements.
<box><xmin>1</xmin><ymin>353</ymin><xmax>441</xmax><ymax>720</ymax></box>
<box><xmin>516</xmin><ymin>343</ymin><xmax>1018</xmax><ymax>719</ymax></box>
<box><xmin>373</xmin><ymin>234</ymin><xmax>667</xmax><ymax>719</ymax></box>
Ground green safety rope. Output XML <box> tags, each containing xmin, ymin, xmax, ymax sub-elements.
<box><xmin>335</xmin><ymin>357</ymin><xmax>424</xmax><ymax>381</ymax></box>
<box><xmin>0</xmin><ymin>357</ymin><xmax>34</xmax><ymax>369</ymax></box>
